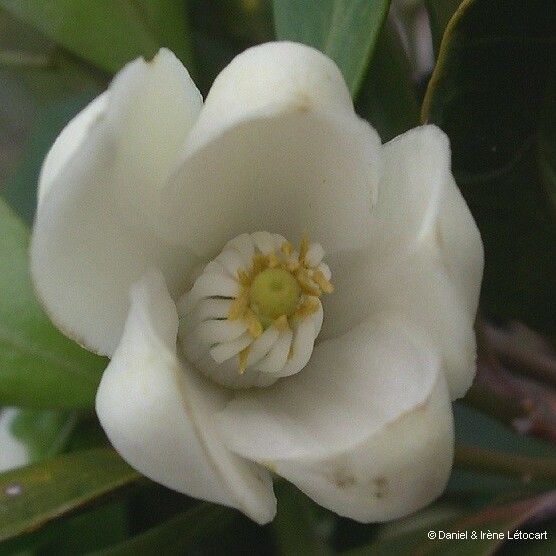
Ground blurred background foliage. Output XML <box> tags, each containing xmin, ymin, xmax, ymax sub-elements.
<box><xmin>0</xmin><ymin>1</ymin><xmax>555</xmax><ymax>554</ymax></box>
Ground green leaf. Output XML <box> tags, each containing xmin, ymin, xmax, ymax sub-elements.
<box><xmin>4</xmin><ymin>407</ymin><xmax>109</xmax><ymax>472</ymax></box>
<box><xmin>132</xmin><ymin>1</ymin><xmax>194</xmax><ymax>71</ymax></box>
<box><xmin>272</xmin><ymin>0</ymin><xmax>391</xmax><ymax>96</ymax></box>
<box><xmin>9</xmin><ymin>409</ymin><xmax>78</xmax><ymax>462</ymax></box>
<box><xmin>2</xmin><ymin>93</ymin><xmax>97</xmax><ymax>223</ymax></box>
<box><xmin>454</xmin><ymin>445</ymin><xmax>556</xmax><ymax>486</ymax></box>
<box><xmin>449</xmin><ymin>404</ymin><xmax>556</xmax><ymax>504</ymax></box>
<box><xmin>93</xmin><ymin>503</ymin><xmax>232</xmax><ymax>556</ymax></box>
<box><xmin>1</xmin><ymin>410</ymin><xmax>125</xmax><ymax>554</ymax></box>
<box><xmin>453</xmin><ymin>403</ymin><xmax>556</xmax><ymax>459</ymax></box>
<box><xmin>7</xmin><ymin>408</ymin><xmax>113</xmax><ymax>516</ymax></box>
<box><xmin>0</xmin><ymin>198</ymin><xmax>105</xmax><ymax>409</ymax></box>
<box><xmin>0</xmin><ymin>0</ymin><xmax>193</xmax><ymax>74</ymax></box>
<box><xmin>4</xmin><ymin>405</ymin><xmax>115</xmax><ymax>554</ymax></box>
<box><xmin>356</xmin><ymin>21</ymin><xmax>419</xmax><ymax>142</ymax></box>
<box><xmin>421</xmin><ymin>0</ymin><xmax>556</xmax><ymax>333</ymax></box>
<box><xmin>0</xmin><ymin>448</ymin><xmax>140</xmax><ymax>546</ymax></box>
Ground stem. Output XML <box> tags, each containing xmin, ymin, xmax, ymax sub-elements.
<box><xmin>482</xmin><ymin>321</ymin><xmax>556</xmax><ymax>388</ymax></box>
<box><xmin>462</xmin><ymin>382</ymin><xmax>556</xmax><ymax>445</ymax></box>
<box><xmin>466</xmin><ymin>317</ymin><xmax>556</xmax><ymax>445</ymax></box>
<box><xmin>454</xmin><ymin>444</ymin><xmax>556</xmax><ymax>484</ymax></box>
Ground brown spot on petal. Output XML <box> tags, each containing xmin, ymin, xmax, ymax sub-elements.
<box><xmin>371</xmin><ymin>476</ymin><xmax>388</xmax><ymax>499</ymax></box>
<box><xmin>293</xmin><ymin>91</ymin><xmax>312</xmax><ymax>112</ymax></box>
<box><xmin>331</xmin><ymin>468</ymin><xmax>356</xmax><ymax>489</ymax></box>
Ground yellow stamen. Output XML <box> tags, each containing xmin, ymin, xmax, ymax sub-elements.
<box><xmin>312</xmin><ymin>269</ymin><xmax>334</xmax><ymax>294</ymax></box>
<box><xmin>267</xmin><ymin>252</ymin><xmax>280</xmax><ymax>268</ymax></box>
<box><xmin>244</xmin><ymin>308</ymin><xmax>263</xmax><ymax>338</ymax></box>
<box><xmin>238</xmin><ymin>345</ymin><xmax>251</xmax><ymax>374</ymax></box>
<box><xmin>280</xmin><ymin>241</ymin><xmax>293</xmax><ymax>256</ymax></box>
<box><xmin>252</xmin><ymin>253</ymin><xmax>268</xmax><ymax>275</ymax></box>
<box><xmin>298</xmin><ymin>234</ymin><xmax>309</xmax><ymax>264</ymax></box>
<box><xmin>227</xmin><ymin>291</ymin><xmax>248</xmax><ymax>320</ymax></box>
<box><xmin>237</xmin><ymin>269</ymin><xmax>251</xmax><ymax>287</ymax></box>
<box><xmin>285</xmin><ymin>258</ymin><xmax>300</xmax><ymax>272</ymax></box>
<box><xmin>273</xmin><ymin>315</ymin><xmax>290</xmax><ymax>331</ymax></box>
<box><xmin>294</xmin><ymin>297</ymin><xmax>320</xmax><ymax>320</ymax></box>
<box><xmin>295</xmin><ymin>269</ymin><xmax>321</xmax><ymax>297</ymax></box>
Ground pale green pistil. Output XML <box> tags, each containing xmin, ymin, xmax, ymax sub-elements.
<box><xmin>249</xmin><ymin>267</ymin><xmax>301</xmax><ymax>326</ymax></box>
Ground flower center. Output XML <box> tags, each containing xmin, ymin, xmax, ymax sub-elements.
<box><xmin>250</xmin><ymin>268</ymin><xmax>301</xmax><ymax>326</ymax></box>
<box><xmin>178</xmin><ymin>231</ymin><xmax>333</xmax><ymax>388</ymax></box>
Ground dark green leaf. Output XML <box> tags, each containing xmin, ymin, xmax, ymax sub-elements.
<box><xmin>214</xmin><ymin>0</ymin><xmax>274</xmax><ymax>44</ymax></box>
<box><xmin>273</xmin><ymin>482</ymin><xmax>332</xmax><ymax>556</ymax></box>
<box><xmin>0</xmin><ymin>0</ymin><xmax>193</xmax><ymax>73</ymax></box>
<box><xmin>425</xmin><ymin>0</ymin><xmax>462</xmax><ymax>54</ymax></box>
<box><xmin>188</xmin><ymin>0</ymin><xmax>272</xmax><ymax>95</ymax></box>
<box><xmin>504</xmin><ymin>521</ymin><xmax>556</xmax><ymax>555</ymax></box>
<box><xmin>0</xmin><ymin>198</ymin><xmax>105</xmax><ymax>409</ymax></box>
<box><xmin>0</xmin><ymin>448</ymin><xmax>140</xmax><ymax>545</ymax></box>
<box><xmin>421</xmin><ymin>0</ymin><xmax>556</xmax><ymax>333</ymax></box>
<box><xmin>191</xmin><ymin>30</ymin><xmax>240</xmax><ymax>97</ymax></box>
<box><xmin>94</xmin><ymin>503</ymin><xmax>232</xmax><ymax>556</ymax></box>
<box><xmin>356</xmin><ymin>21</ymin><xmax>419</xmax><ymax>142</ymax></box>
<box><xmin>36</xmin><ymin>502</ymin><xmax>129</xmax><ymax>555</ymax></box>
<box><xmin>64</xmin><ymin>415</ymin><xmax>110</xmax><ymax>454</ymax></box>
<box><xmin>1</xmin><ymin>501</ymin><xmax>129</xmax><ymax>556</ymax></box>
<box><xmin>272</xmin><ymin>0</ymin><xmax>391</xmax><ymax>95</ymax></box>
<box><xmin>538</xmin><ymin>80</ymin><xmax>556</xmax><ymax>212</ymax></box>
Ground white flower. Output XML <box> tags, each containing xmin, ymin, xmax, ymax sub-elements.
<box><xmin>30</xmin><ymin>42</ymin><xmax>483</xmax><ymax>524</ymax></box>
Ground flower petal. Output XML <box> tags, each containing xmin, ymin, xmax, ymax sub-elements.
<box><xmin>37</xmin><ymin>93</ymin><xmax>108</xmax><ymax>207</ymax></box>
<box><xmin>321</xmin><ymin>125</ymin><xmax>482</xmax><ymax>398</ymax></box>
<box><xmin>272</xmin><ymin>375</ymin><xmax>452</xmax><ymax>522</ymax></box>
<box><xmin>96</xmin><ymin>270</ymin><xmax>276</xmax><ymax>524</ymax></box>
<box><xmin>323</xmin><ymin>247</ymin><xmax>477</xmax><ymax>399</ymax></box>
<box><xmin>371</xmin><ymin>124</ymin><xmax>483</xmax><ymax>312</ymax></box>
<box><xmin>437</xmin><ymin>174</ymin><xmax>484</xmax><ymax>315</ymax></box>
<box><xmin>31</xmin><ymin>49</ymin><xmax>203</xmax><ymax>356</ymax></box>
<box><xmin>216</xmin><ymin>315</ymin><xmax>454</xmax><ymax>521</ymax></box>
<box><xmin>371</xmin><ymin>125</ymin><xmax>448</xmax><ymax>255</ymax></box>
<box><xmin>160</xmin><ymin>42</ymin><xmax>382</xmax><ymax>258</ymax></box>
